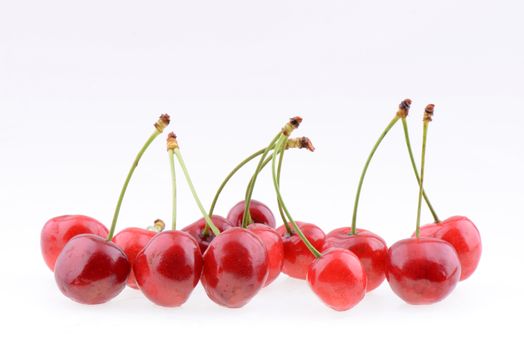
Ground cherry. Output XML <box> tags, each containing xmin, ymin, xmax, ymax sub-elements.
<box><xmin>227</xmin><ymin>199</ymin><xmax>276</xmax><ymax>228</ymax></box>
<box><xmin>201</xmin><ymin>227</ymin><xmax>269</xmax><ymax>308</ymax></box>
<box><xmin>276</xmin><ymin>222</ymin><xmax>326</xmax><ymax>279</ymax></box>
<box><xmin>416</xmin><ymin>216</ymin><xmax>481</xmax><ymax>281</ymax></box>
<box><xmin>181</xmin><ymin>215</ymin><xmax>233</xmax><ymax>253</ymax></box>
<box><xmin>248</xmin><ymin>223</ymin><xmax>284</xmax><ymax>286</ymax></box>
<box><xmin>133</xmin><ymin>230</ymin><xmax>202</xmax><ymax>307</ymax></box>
<box><xmin>325</xmin><ymin>227</ymin><xmax>387</xmax><ymax>292</ymax></box>
<box><xmin>307</xmin><ymin>248</ymin><xmax>367</xmax><ymax>311</ymax></box>
<box><xmin>54</xmin><ymin>234</ymin><xmax>130</xmax><ymax>304</ymax></box>
<box><xmin>112</xmin><ymin>227</ymin><xmax>157</xmax><ymax>289</ymax></box>
<box><xmin>385</xmin><ymin>237</ymin><xmax>461</xmax><ymax>304</ymax></box>
<box><xmin>41</xmin><ymin>215</ymin><xmax>108</xmax><ymax>271</ymax></box>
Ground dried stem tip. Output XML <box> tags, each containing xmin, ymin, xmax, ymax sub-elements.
<box><xmin>397</xmin><ymin>99</ymin><xmax>412</xmax><ymax>118</ymax></box>
<box><xmin>424</xmin><ymin>104</ymin><xmax>435</xmax><ymax>122</ymax></box>
<box><xmin>166</xmin><ymin>132</ymin><xmax>179</xmax><ymax>151</ymax></box>
<box><xmin>282</xmin><ymin>116</ymin><xmax>303</xmax><ymax>136</ymax></box>
<box><xmin>154</xmin><ymin>114</ymin><xmax>171</xmax><ymax>132</ymax></box>
<box><xmin>154</xmin><ymin>219</ymin><xmax>166</xmax><ymax>231</ymax></box>
<box><xmin>286</xmin><ymin>136</ymin><xmax>315</xmax><ymax>152</ymax></box>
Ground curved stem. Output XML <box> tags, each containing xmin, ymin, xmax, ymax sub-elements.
<box><xmin>208</xmin><ymin>148</ymin><xmax>266</xmax><ymax>218</ymax></box>
<box><xmin>351</xmin><ymin>116</ymin><xmax>399</xmax><ymax>235</ymax></box>
<box><xmin>276</xmin><ymin>144</ymin><xmax>292</xmax><ymax>233</ymax></box>
<box><xmin>168</xmin><ymin>149</ymin><xmax>177</xmax><ymax>230</ymax></box>
<box><xmin>271</xmin><ymin>136</ymin><xmax>321</xmax><ymax>258</ymax></box>
<box><xmin>401</xmin><ymin>118</ymin><xmax>440</xmax><ymax>223</ymax></box>
<box><xmin>174</xmin><ymin>149</ymin><xmax>220</xmax><ymax>236</ymax></box>
<box><xmin>416</xmin><ymin>121</ymin><xmax>430</xmax><ymax>237</ymax></box>
<box><xmin>107</xmin><ymin>130</ymin><xmax>160</xmax><ymax>240</ymax></box>
<box><xmin>242</xmin><ymin>133</ymin><xmax>281</xmax><ymax>227</ymax></box>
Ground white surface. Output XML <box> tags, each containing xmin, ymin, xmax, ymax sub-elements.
<box><xmin>1</xmin><ymin>0</ymin><xmax>523</xmax><ymax>349</ymax></box>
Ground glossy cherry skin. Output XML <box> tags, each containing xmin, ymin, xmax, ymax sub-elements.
<box><xmin>227</xmin><ymin>199</ymin><xmax>276</xmax><ymax>228</ymax></box>
<box><xmin>41</xmin><ymin>215</ymin><xmax>108</xmax><ymax>271</ymax></box>
<box><xmin>54</xmin><ymin>234</ymin><xmax>131</xmax><ymax>304</ymax></box>
<box><xmin>307</xmin><ymin>248</ymin><xmax>367</xmax><ymax>311</ymax></box>
<box><xmin>326</xmin><ymin>227</ymin><xmax>387</xmax><ymax>292</ymax></box>
<box><xmin>248</xmin><ymin>223</ymin><xmax>284</xmax><ymax>286</ymax></box>
<box><xmin>416</xmin><ymin>216</ymin><xmax>481</xmax><ymax>281</ymax></box>
<box><xmin>133</xmin><ymin>230</ymin><xmax>203</xmax><ymax>307</ymax></box>
<box><xmin>201</xmin><ymin>227</ymin><xmax>269</xmax><ymax>308</ymax></box>
<box><xmin>276</xmin><ymin>222</ymin><xmax>326</xmax><ymax>279</ymax></box>
<box><xmin>112</xmin><ymin>228</ymin><xmax>156</xmax><ymax>289</ymax></box>
<box><xmin>182</xmin><ymin>215</ymin><xmax>233</xmax><ymax>253</ymax></box>
<box><xmin>385</xmin><ymin>237</ymin><xmax>461</xmax><ymax>305</ymax></box>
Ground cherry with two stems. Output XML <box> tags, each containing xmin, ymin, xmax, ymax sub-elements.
<box><xmin>54</xmin><ymin>114</ymin><xmax>170</xmax><ymax>304</ymax></box>
<box><xmin>385</xmin><ymin>105</ymin><xmax>461</xmax><ymax>304</ymax></box>
<box><xmin>399</xmin><ymin>108</ymin><xmax>482</xmax><ymax>281</ymax></box>
<box><xmin>271</xmin><ymin>133</ymin><xmax>366</xmax><ymax>311</ymax></box>
<box><xmin>326</xmin><ymin>100</ymin><xmax>413</xmax><ymax>292</ymax></box>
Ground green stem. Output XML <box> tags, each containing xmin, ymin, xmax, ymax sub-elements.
<box><xmin>168</xmin><ymin>149</ymin><xmax>177</xmax><ymax>230</ymax></box>
<box><xmin>271</xmin><ymin>136</ymin><xmax>321</xmax><ymax>258</ymax></box>
<box><xmin>174</xmin><ymin>148</ymin><xmax>220</xmax><ymax>236</ymax></box>
<box><xmin>415</xmin><ymin>121</ymin><xmax>429</xmax><ymax>237</ymax></box>
<box><xmin>401</xmin><ymin>118</ymin><xmax>440</xmax><ymax>223</ymax></box>
<box><xmin>107</xmin><ymin>130</ymin><xmax>160</xmax><ymax>240</ymax></box>
<box><xmin>242</xmin><ymin>133</ymin><xmax>281</xmax><ymax>227</ymax></box>
<box><xmin>351</xmin><ymin>116</ymin><xmax>399</xmax><ymax>235</ymax></box>
<box><xmin>276</xmin><ymin>144</ymin><xmax>292</xmax><ymax>233</ymax></box>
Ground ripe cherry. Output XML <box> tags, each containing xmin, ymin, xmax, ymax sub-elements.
<box><xmin>227</xmin><ymin>199</ymin><xmax>276</xmax><ymax>228</ymax></box>
<box><xmin>112</xmin><ymin>227</ymin><xmax>157</xmax><ymax>289</ymax></box>
<box><xmin>307</xmin><ymin>248</ymin><xmax>367</xmax><ymax>311</ymax></box>
<box><xmin>54</xmin><ymin>234</ymin><xmax>131</xmax><ymax>304</ymax></box>
<box><xmin>276</xmin><ymin>222</ymin><xmax>326</xmax><ymax>279</ymax></box>
<box><xmin>325</xmin><ymin>227</ymin><xmax>387</xmax><ymax>292</ymax></box>
<box><xmin>385</xmin><ymin>237</ymin><xmax>461</xmax><ymax>304</ymax></box>
<box><xmin>416</xmin><ymin>216</ymin><xmax>481</xmax><ymax>281</ymax></box>
<box><xmin>248</xmin><ymin>223</ymin><xmax>284</xmax><ymax>286</ymax></box>
<box><xmin>201</xmin><ymin>227</ymin><xmax>269</xmax><ymax>308</ymax></box>
<box><xmin>133</xmin><ymin>230</ymin><xmax>202</xmax><ymax>307</ymax></box>
<box><xmin>41</xmin><ymin>215</ymin><xmax>108</xmax><ymax>271</ymax></box>
<box><xmin>182</xmin><ymin>215</ymin><xmax>233</xmax><ymax>253</ymax></box>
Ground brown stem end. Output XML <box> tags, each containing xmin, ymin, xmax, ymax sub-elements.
<box><xmin>282</xmin><ymin>116</ymin><xmax>303</xmax><ymax>136</ymax></box>
<box><xmin>167</xmin><ymin>132</ymin><xmax>179</xmax><ymax>151</ymax></box>
<box><xmin>424</xmin><ymin>104</ymin><xmax>435</xmax><ymax>122</ymax></box>
<box><xmin>155</xmin><ymin>114</ymin><xmax>171</xmax><ymax>133</ymax></box>
<box><xmin>397</xmin><ymin>99</ymin><xmax>412</xmax><ymax>118</ymax></box>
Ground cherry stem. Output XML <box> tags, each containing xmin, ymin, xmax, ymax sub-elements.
<box><xmin>173</xmin><ymin>147</ymin><xmax>220</xmax><ymax>235</ymax></box>
<box><xmin>242</xmin><ymin>133</ymin><xmax>281</xmax><ymax>227</ymax></box>
<box><xmin>276</xmin><ymin>144</ymin><xmax>292</xmax><ymax>233</ymax></box>
<box><xmin>350</xmin><ymin>99</ymin><xmax>411</xmax><ymax>235</ymax></box>
<box><xmin>401</xmin><ymin>118</ymin><xmax>440</xmax><ymax>223</ymax></box>
<box><xmin>107</xmin><ymin>115</ymin><xmax>170</xmax><ymax>240</ymax></box>
<box><xmin>167</xmin><ymin>148</ymin><xmax>177</xmax><ymax>230</ymax></box>
<box><xmin>271</xmin><ymin>136</ymin><xmax>321</xmax><ymax>258</ymax></box>
<box><xmin>415</xmin><ymin>105</ymin><xmax>434</xmax><ymax>237</ymax></box>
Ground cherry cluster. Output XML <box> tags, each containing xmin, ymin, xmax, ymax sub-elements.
<box><xmin>41</xmin><ymin>100</ymin><xmax>481</xmax><ymax>311</ymax></box>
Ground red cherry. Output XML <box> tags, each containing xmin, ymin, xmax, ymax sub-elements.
<box><xmin>133</xmin><ymin>230</ymin><xmax>203</xmax><ymax>307</ymax></box>
<box><xmin>182</xmin><ymin>215</ymin><xmax>233</xmax><ymax>253</ymax></box>
<box><xmin>248</xmin><ymin>223</ymin><xmax>284</xmax><ymax>286</ymax></box>
<box><xmin>201</xmin><ymin>227</ymin><xmax>269</xmax><ymax>308</ymax></box>
<box><xmin>325</xmin><ymin>227</ymin><xmax>387</xmax><ymax>292</ymax></box>
<box><xmin>276</xmin><ymin>222</ymin><xmax>326</xmax><ymax>279</ymax></box>
<box><xmin>54</xmin><ymin>234</ymin><xmax>130</xmax><ymax>304</ymax></box>
<box><xmin>416</xmin><ymin>216</ymin><xmax>481</xmax><ymax>281</ymax></box>
<box><xmin>385</xmin><ymin>237</ymin><xmax>461</xmax><ymax>304</ymax></box>
<box><xmin>227</xmin><ymin>199</ymin><xmax>276</xmax><ymax>228</ymax></box>
<box><xmin>307</xmin><ymin>248</ymin><xmax>367</xmax><ymax>311</ymax></box>
<box><xmin>41</xmin><ymin>215</ymin><xmax>108</xmax><ymax>271</ymax></box>
<box><xmin>112</xmin><ymin>228</ymin><xmax>156</xmax><ymax>289</ymax></box>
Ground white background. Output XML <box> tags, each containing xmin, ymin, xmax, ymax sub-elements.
<box><xmin>1</xmin><ymin>0</ymin><xmax>523</xmax><ymax>349</ymax></box>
